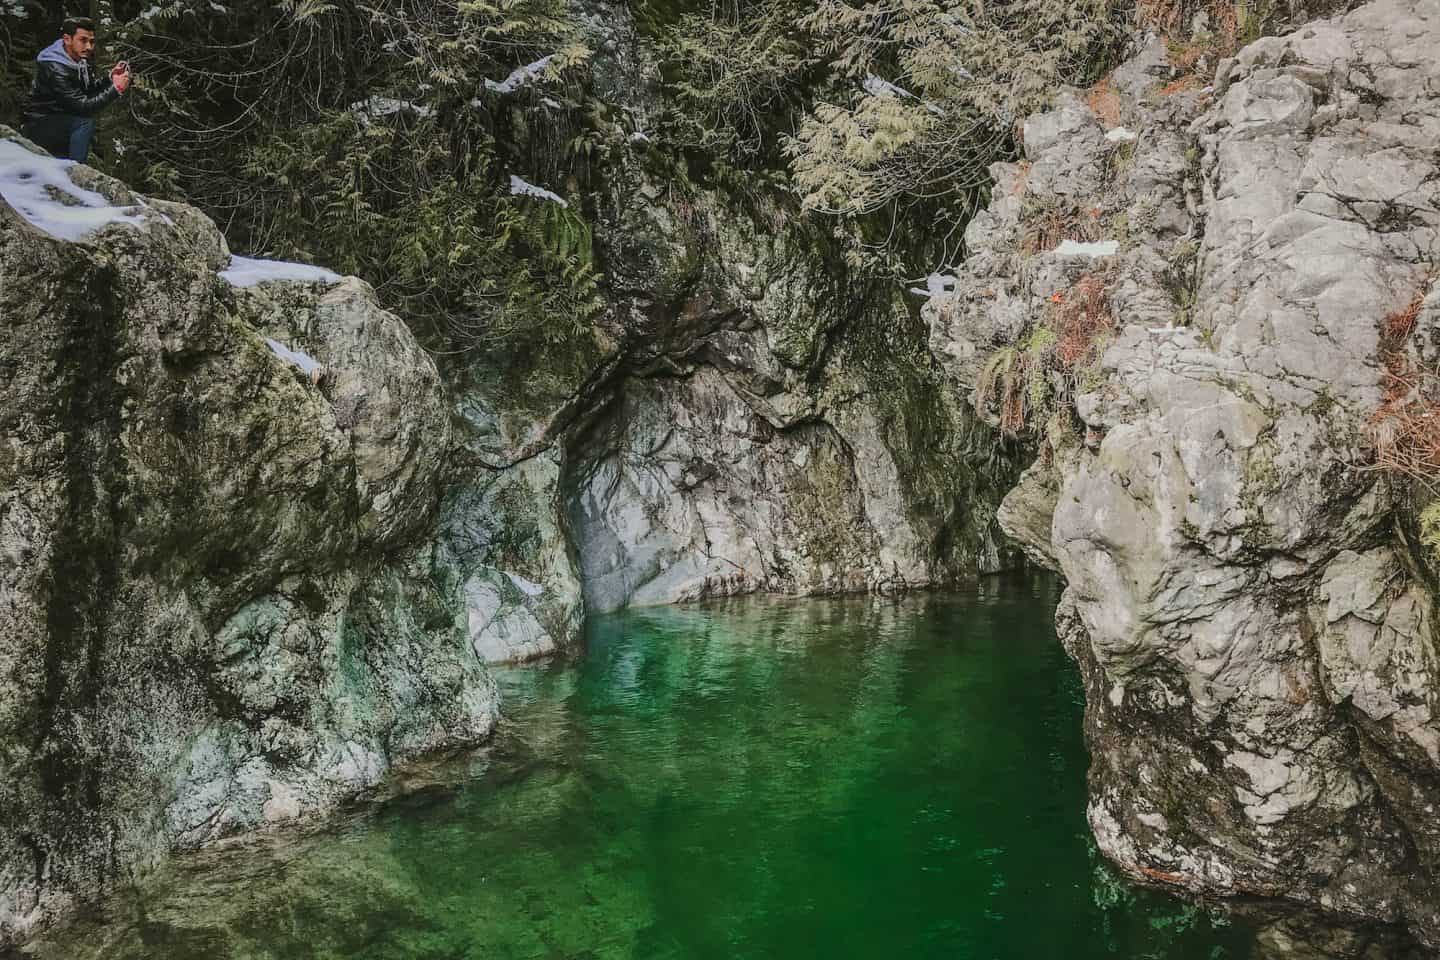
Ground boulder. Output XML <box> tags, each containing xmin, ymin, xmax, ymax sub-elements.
<box><xmin>0</xmin><ymin>130</ymin><xmax>495</xmax><ymax>946</ymax></box>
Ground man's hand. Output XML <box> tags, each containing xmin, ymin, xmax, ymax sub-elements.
<box><xmin>111</xmin><ymin>62</ymin><xmax>131</xmax><ymax>94</ymax></box>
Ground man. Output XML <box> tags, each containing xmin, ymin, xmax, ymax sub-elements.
<box><xmin>20</xmin><ymin>17</ymin><xmax>130</xmax><ymax>164</ymax></box>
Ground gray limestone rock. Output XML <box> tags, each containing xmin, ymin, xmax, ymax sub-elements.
<box><xmin>927</xmin><ymin>0</ymin><xmax>1440</xmax><ymax>946</ymax></box>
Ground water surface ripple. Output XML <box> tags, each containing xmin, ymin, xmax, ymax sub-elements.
<box><xmin>29</xmin><ymin>578</ymin><xmax>1282</xmax><ymax>958</ymax></box>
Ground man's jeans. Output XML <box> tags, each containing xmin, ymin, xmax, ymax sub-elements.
<box><xmin>20</xmin><ymin>114</ymin><xmax>97</xmax><ymax>163</ymax></box>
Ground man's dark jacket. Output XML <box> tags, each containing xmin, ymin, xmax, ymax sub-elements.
<box><xmin>22</xmin><ymin>39</ymin><xmax>119</xmax><ymax>122</ymax></box>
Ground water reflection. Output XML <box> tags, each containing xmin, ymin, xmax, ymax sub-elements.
<box><xmin>13</xmin><ymin>577</ymin><xmax>1422</xmax><ymax>959</ymax></box>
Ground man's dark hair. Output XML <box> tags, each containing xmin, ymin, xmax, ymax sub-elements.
<box><xmin>62</xmin><ymin>16</ymin><xmax>96</xmax><ymax>36</ymax></box>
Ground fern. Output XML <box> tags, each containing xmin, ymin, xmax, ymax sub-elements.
<box><xmin>657</xmin><ymin>3</ymin><xmax>813</xmax><ymax>161</ymax></box>
<box><xmin>787</xmin><ymin>0</ymin><xmax>1127</xmax><ymax>221</ymax></box>
<box><xmin>283</xmin><ymin>0</ymin><xmax>338</xmax><ymax>24</ymax></box>
<box><xmin>1420</xmin><ymin>501</ymin><xmax>1440</xmax><ymax>568</ymax></box>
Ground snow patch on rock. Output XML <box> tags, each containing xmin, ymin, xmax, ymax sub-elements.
<box><xmin>263</xmin><ymin>338</ymin><xmax>322</xmax><ymax>376</ymax></box>
<box><xmin>1054</xmin><ymin>239</ymin><xmax>1119</xmax><ymax>257</ymax></box>
<box><xmin>220</xmin><ymin>255</ymin><xmax>340</xmax><ymax>288</ymax></box>
<box><xmin>0</xmin><ymin>139</ymin><xmax>148</xmax><ymax>240</ymax></box>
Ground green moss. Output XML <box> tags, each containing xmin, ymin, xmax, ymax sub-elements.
<box><xmin>1236</xmin><ymin>0</ymin><xmax>1274</xmax><ymax>45</ymax></box>
<box><xmin>1233</xmin><ymin>432</ymin><xmax>1284</xmax><ymax>548</ymax></box>
<box><xmin>1022</xmin><ymin>328</ymin><xmax>1058</xmax><ymax>413</ymax></box>
<box><xmin>1024</xmin><ymin>326</ymin><xmax>1058</xmax><ymax>355</ymax></box>
<box><xmin>791</xmin><ymin>436</ymin><xmax>871</xmax><ymax>572</ymax></box>
<box><xmin>1164</xmin><ymin>238</ymin><xmax>1200</xmax><ymax>326</ymax></box>
<box><xmin>1078</xmin><ymin>358</ymin><xmax>1111</xmax><ymax>394</ymax></box>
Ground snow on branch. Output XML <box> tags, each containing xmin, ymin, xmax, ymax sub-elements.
<box><xmin>508</xmin><ymin>175</ymin><xmax>567</xmax><ymax>207</ymax></box>
<box><xmin>485</xmin><ymin>55</ymin><xmax>556</xmax><ymax>94</ymax></box>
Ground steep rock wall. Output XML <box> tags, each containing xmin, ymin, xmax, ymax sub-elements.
<box><xmin>927</xmin><ymin>0</ymin><xmax>1440</xmax><ymax>946</ymax></box>
<box><xmin>564</xmin><ymin>220</ymin><xmax>1011</xmax><ymax>613</ymax></box>
<box><xmin>448</xmin><ymin>0</ymin><xmax>1019</xmax><ymax>624</ymax></box>
<box><xmin>0</xmin><ymin>136</ymin><xmax>497</xmax><ymax>945</ymax></box>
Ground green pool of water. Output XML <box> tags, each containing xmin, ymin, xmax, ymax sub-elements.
<box><xmin>32</xmin><ymin>577</ymin><xmax>1262</xmax><ymax>959</ymax></box>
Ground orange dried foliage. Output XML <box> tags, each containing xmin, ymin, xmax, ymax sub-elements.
<box><xmin>1370</xmin><ymin>287</ymin><xmax>1440</xmax><ymax>484</ymax></box>
<box><xmin>977</xmin><ymin>348</ymin><xmax>1035</xmax><ymax>439</ymax></box>
<box><xmin>1143</xmin><ymin>0</ymin><xmax>1241</xmax><ymax>46</ymax></box>
<box><xmin>1212</xmin><ymin>1</ymin><xmax>1240</xmax><ymax>47</ymax></box>
<box><xmin>1160</xmin><ymin>75</ymin><xmax>1204</xmax><ymax>96</ymax></box>
<box><xmin>1139</xmin><ymin>865</ymin><xmax>1188</xmax><ymax>886</ymax></box>
<box><xmin>1149</xmin><ymin>1</ymin><xmax>1247</xmax><ymax>89</ymax></box>
<box><xmin>1384</xmin><ymin>291</ymin><xmax>1424</xmax><ymax>345</ymax></box>
<box><xmin>1136</xmin><ymin>0</ymin><xmax>1184</xmax><ymax>32</ymax></box>
<box><xmin>1021</xmin><ymin>203</ymin><xmax>1099</xmax><ymax>255</ymax></box>
<box><xmin>1054</xmin><ymin>275</ymin><xmax>1115</xmax><ymax>369</ymax></box>
<box><xmin>976</xmin><ymin>275</ymin><xmax>1116</xmax><ymax>439</ymax></box>
<box><xmin>1011</xmin><ymin>161</ymin><xmax>1032</xmax><ymax>198</ymax></box>
<box><xmin>1088</xmin><ymin>77</ymin><xmax>1122</xmax><ymax>128</ymax></box>
<box><xmin>998</xmin><ymin>353</ymin><xmax>1034</xmax><ymax>437</ymax></box>
<box><xmin>1370</xmin><ymin>372</ymin><xmax>1440</xmax><ymax>481</ymax></box>
<box><xmin>1169</xmin><ymin>40</ymin><xmax>1208</xmax><ymax>71</ymax></box>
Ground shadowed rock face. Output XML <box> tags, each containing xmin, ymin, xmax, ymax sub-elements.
<box><xmin>563</xmin><ymin>320</ymin><xmax>1011</xmax><ymax>614</ymax></box>
<box><xmin>928</xmin><ymin>0</ymin><xmax>1440</xmax><ymax>946</ymax></box>
<box><xmin>0</xmin><ymin>134</ymin><xmax>494</xmax><ymax>945</ymax></box>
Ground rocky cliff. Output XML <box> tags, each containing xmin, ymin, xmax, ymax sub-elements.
<box><xmin>0</xmin><ymin>9</ymin><xmax>1016</xmax><ymax>933</ymax></box>
<box><xmin>0</xmin><ymin>139</ymin><xmax>498</xmax><ymax>943</ymax></box>
<box><xmin>20</xmin><ymin>0</ymin><xmax>1440</xmax><ymax>948</ymax></box>
<box><xmin>430</xmin><ymin>0</ymin><xmax>1021</xmax><ymax>662</ymax></box>
<box><xmin>927</xmin><ymin>0</ymin><xmax>1440</xmax><ymax>947</ymax></box>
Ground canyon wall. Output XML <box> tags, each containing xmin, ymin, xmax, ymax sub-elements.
<box><xmin>927</xmin><ymin>0</ymin><xmax>1440</xmax><ymax>946</ymax></box>
<box><xmin>0</xmin><ymin>5</ymin><xmax>1014</xmax><ymax>933</ymax></box>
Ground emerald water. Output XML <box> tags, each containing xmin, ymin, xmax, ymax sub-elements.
<box><xmin>30</xmin><ymin>577</ymin><xmax>1264</xmax><ymax>959</ymax></box>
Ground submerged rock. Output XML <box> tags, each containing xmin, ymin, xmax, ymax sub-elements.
<box><xmin>928</xmin><ymin>0</ymin><xmax>1440</xmax><ymax>946</ymax></box>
